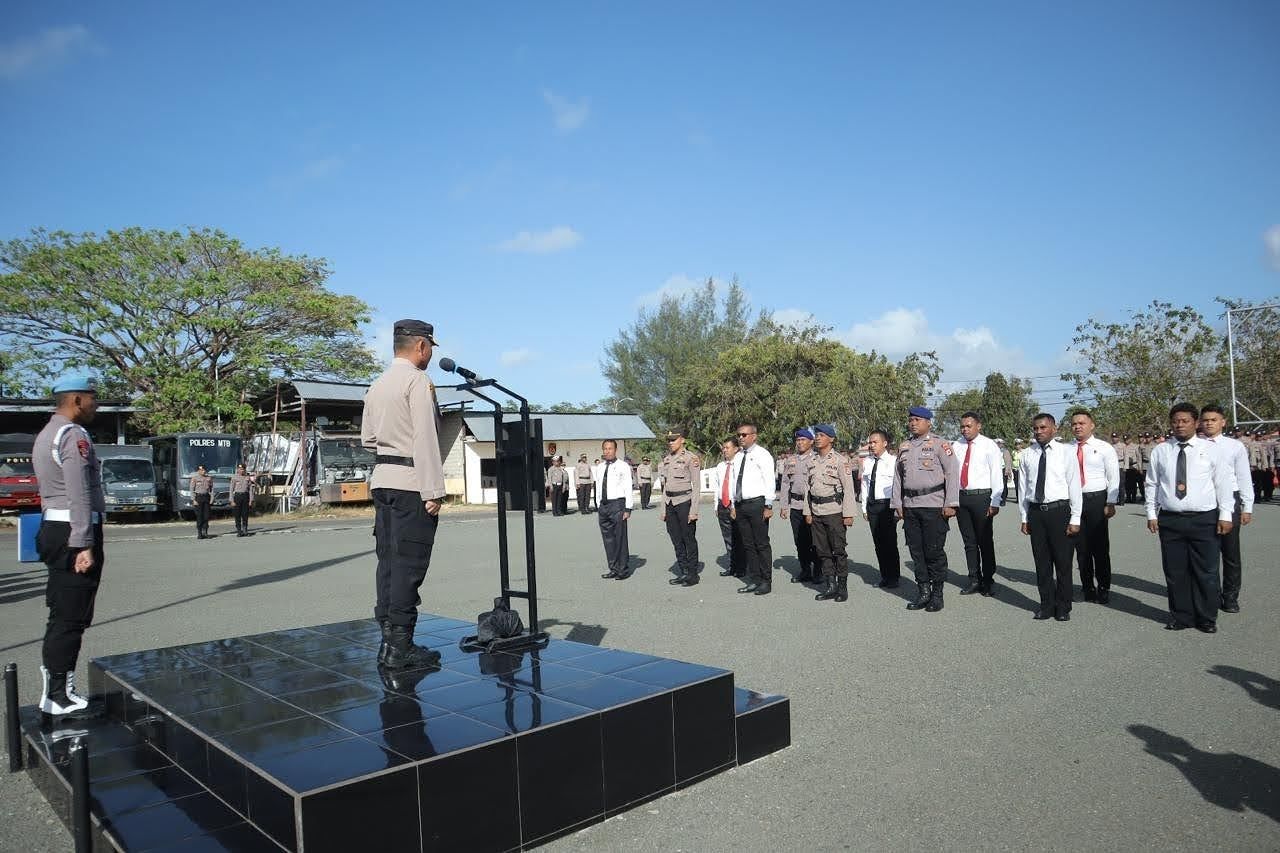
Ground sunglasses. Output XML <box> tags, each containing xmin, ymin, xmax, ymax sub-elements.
<box><xmin>736</xmin><ymin>431</ymin><xmax>754</xmax><ymax>437</ymax></box>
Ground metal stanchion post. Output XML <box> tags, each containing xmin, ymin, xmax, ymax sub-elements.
<box><xmin>70</xmin><ymin>737</ymin><xmax>90</xmax><ymax>853</ymax></box>
<box><xmin>4</xmin><ymin>663</ymin><xmax>19</xmax><ymax>773</ymax></box>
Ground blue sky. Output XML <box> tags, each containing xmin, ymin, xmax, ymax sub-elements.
<box><xmin>3</xmin><ymin>1</ymin><xmax>1277</xmax><ymax>412</ymax></box>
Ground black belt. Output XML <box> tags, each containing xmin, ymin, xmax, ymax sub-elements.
<box><xmin>788</xmin><ymin>491</ymin><xmax>805</xmax><ymax>502</ymax></box>
<box><xmin>665</xmin><ymin>489</ymin><xmax>691</xmax><ymax>498</ymax></box>
<box><xmin>810</xmin><ymin>492</ymin><xmax>844</xmax><ymax>505</ymax></box>
<box><xmin>735</xmin><ymin>496</ymin><xmax>765</xmax><ymax>505</ymax></box>
<box><xmin>960</xmin><ymin>488</ymin><xmax>992</xmax><ymax>496</ymax></box>
<box><xmin>867</xmin><ymin>498</ymin><xmax>890</xmax><ymax>505</ymax></box>
<box><xmin>1159</xmin><ymin>508</ymin><xmax>1216</xmax><ymax>517</ymax></box>
<box><xmin>1028</xmin><ymin>500</ymin><xmax>1069</xmax><ymax>511</ymax></box>
<box><xmin>901</xmin><ymin>483</ymin><xmax>945</xmax><ymax>498</ymax></box>
<box><xmin>376</xmin><ymin>455</ymin><xmax>413</xmax><ymax>467</ymax></box>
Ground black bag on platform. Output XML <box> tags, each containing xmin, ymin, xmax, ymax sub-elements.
<box><xmin>476</xmin><ymin>597</ymin><xmax>524</xmax><ymax>644</ymax></box>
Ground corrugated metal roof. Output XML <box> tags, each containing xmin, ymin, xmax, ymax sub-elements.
<box><xmin>287</xmin><ymin>381</ymin><xmax>482</xmax><ymax>412</ymax></box>
<box><xmin>464</xmin><ymin>413</ymin><xmax>654</xmax><ymax>442</ymax></box>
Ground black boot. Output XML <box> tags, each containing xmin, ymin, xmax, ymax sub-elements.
<box><xmin>815</xmin><ymin>575</ymin><xmax>838</xmax><ymax>600</ymax></box>
<box><xmin>383</xmin><ymin>625</ymin><xmax>442</xmax><ymax>670</ymax></box>
<box><xmin>376</xmin><ymin>619</ymin><xmax>392</xmax><ymax>665</ymax></box>
<box><xmin>833</xmin><ymin>576</ymin><xmax>848</xmax><ymax>603</ymax></box>
<box><xmin>907</xmin><ymin>582</ymin><xmax>932</xmax><ymax>610</ymax></box>
<box><xmin>926</xmin><ymin>586</ymin><xmax>945</xmax><ymax>612</ymax></box>
<box><xmin>669</xmin><ymin>570</ymin><xmax>687</xmax><ymax>585</ymax></box>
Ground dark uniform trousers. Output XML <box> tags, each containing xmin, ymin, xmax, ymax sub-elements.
<box><xmin>664</xmin><ymin>501</ymin><xmax>699</xmax><ymax>576</ymax></box>
<box><xmin>577</xmin><ymin>484</ymin><xmax>593</xmax><ymax>514</ymax></box>
<box><xmin>194</xmin><ymin>493</ymin><xmax>211</xmax><ymax>536</ymax></box>
<box><xmin>717</xmin><ymin>504</ymin><xmax>746</xmax><ymax>575</ymax></box>
<box><xmin>1028</xmin><ymin>502</ymin><xmax>1073</xmax><ymax>616</ymax></box>
<box><xmin>810</xmin><ymin>514</ymin><xmax>848</xmax><ymax>579</ymax></box>
<box><xmin>1124</xmin><ymin>470</ymin><xmax>1141</xmax><ymax>504</ymax></box>
<box><xmin>789</xmin><ymin>509</ymin><xmax>817</xmax><ymax>574</ymax></box>
<box><xmin>902</xmin><ymin>507</ymin><xmax>948</xmax><ymax>591</ymax></box>
<box><xmin>1074</xmin><ymin>491</ymin><xmax>1112</xmax><ymax>593</ymax></box>
<box><xmin>1219</xmin><ymin>493</ymin><xmax>1243</xmax><ymax>606</ymax></box>
<box><xmin>551</xmin><ymin>484</ymin><xmax>565</xmax><ymax>516</ymax></box>
<box><xmin>372</xmin><ymin>488</ymin><xmax>439</xmax><ymax>627</ymax></box>
<box><xmin>37</xmin><ymin>520</ymin><xmax>104</xmax><ymax>673</ymax></box>
<box><xmin>598</xmin><ymin>498</ymin><xmax>629</xmax><ymax>576</ymax></box>
<box><xmin>865</xmin><ymin>500</ymin><xmax>900</xmax><ymax>582</ymax></box>
<box><xmin>735</xmin><ymin>497</ymin><xmax>773</xmax><ymax>585</ymax></box>
<box><xmin>1158</xmin><ymin>509</ymin><xmax>1220</xmax><ymax>627</ymax></box>
<box><xmin>955</xmin><ymin>490</ymin><xmax>996</xmax><ymax>582</ymax></box>
<box><xmin>233</xmin><ymin>493</ymin><xmax>250</xmax><ymax>532</ymax></box>
<box><xmin>640</xmin><ymin>483</ymin><xmax>653</xmax><ymax>509</ymax></box>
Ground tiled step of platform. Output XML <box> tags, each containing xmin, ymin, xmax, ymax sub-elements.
<box><xmin>734</xmin><ymin>688</ymin><xmax>791</xmax><ymax>765</ymax></box>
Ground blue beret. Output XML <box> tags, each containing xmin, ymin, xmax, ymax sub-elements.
<box><xmin>794</xmin><ymin>427</ymin><xmax>815</xmax><ymax>440</ymax></box>
<box><xmin>908</xmin><ymin>406</ymin><xmax>933</xmax><ymax>420</ymax></box>
<box><xmin>51</xmin><ymin>374</ymin><xmax>97</xmax><ymax>394</ymax></box>
<box><xmin>814</xmin><ymin>423</ymin><xmax>836</xmax><ymax>438</ymax></box>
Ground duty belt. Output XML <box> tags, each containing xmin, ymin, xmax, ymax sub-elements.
<box><xmin>901</xmin><ymin>483</ymin><xmax>945</xmax><ymax>499</ymax></box>
<box><xmin>665</xmin><ymin>489</ymin><xmax>691</xmax><ymax>498</ymax></box>
<box><xmin>960</xmin><ymin>488</ymin><xmax>992</xmax><ymax>495</ymax></box>
<box><xmin>376</xmin><ymin>455</ymin><xmax>413</xmax><ymax>467</ymax></box>
<box><xmin>810</xmin><ymin>492</ymin><xmax>844</xmax><ymax>505</ymax></box>
<box><xmin>788</xmin><ymin>491</ymin><xmax>805</xmax><ymax>502</ymax></box>
<box><xmin>42</xmin><ymin>509</ymin><xmax>103</xmax><ymax>523</ymax></box>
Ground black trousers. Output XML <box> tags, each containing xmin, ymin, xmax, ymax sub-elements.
<box><xmin>551</xmin><ymin>485</ymin><xmax>565</xmax><ymax>516</ymax></box>
<box><xmin>663</xmin><ymin>501</ymin><xmax>699</xmax><ymax>575</ymax></box>
<box><xmin>810</xmin><ymin>514</ymin><xmax>849</xmax><ymax>579</ymax></box>
<box><xmin>1158</xmin><ymin>509</ymin><xmax>1220</xmax><ymax>627</ymax></box>
<box><xmin>734</xmin><ymin>497</ymin><xmax>773</xmax><ymax>585</ymax></box>
<box><xmin>902</xmin><ymin>506</ymin><xmax>948</xmax><ymax>589</ymax></box>
<box><xmin>716</xmin><ymin>504</ymin><xmax>746</xmax><ymax>575</ymax></box>
<box><xmin>865</xmin><ymin>500</ymin><xmax>900</xmax><ymax>582</ymax></box>
<box><xmin>577</xmin><ymin>485</ymin><xmax>592</xmax><ymax>514</ymax></box>
<box><xmin>955</xmin><ymin>491</ymin><xmax>996</xmax><ymax>582</ymax></box>
<box><xmin>1075</xmin><ymin>491</ymin><xmax>1112</xmax><ymax>592</ymax></box>
<box><xmin>1219</xmin><ymin>493</ymin><xmax>1243</xmax><ymax>605</ymax></box>
<box><xmin>1123</xmin><ymin>470</ymin><xmax>1139</xmax><ymax>503</ymax></box>
<box><xmin>233</xmin><ymin>493</ymin><xmax>250</xmax><ymax>532</ymax></box>
<box><xmin>372</xmin><ymin>488</ymin><xmax>439</xmax><ymax>627</ymax></box>
<box><xmin>639</xmin><ymin>483</ymin><xmax>653</xmax><ymax>508</ymax></box>
<box><xmin>1028</xmin><ymin>503</ymin><xmax>1073</xmax><ymax>615</ymax></box>
<box><xmin>598</xmin><ymin>498</ymin><xmax>629</xmax><ymax>575</ymax></box>
<box><xmin>788</xmin><ymin>508</ymin><xmax>816</xmax><ymax>573</ymax></box>
<box><xmin>37</xmin><ymin>520</ymin><xmax>104</xmax><ymax>674</ymax></box>
<box><xmin>194</xmin><ymin>494</ymin><xmax>210</xmax><ymax>535</ymax></box>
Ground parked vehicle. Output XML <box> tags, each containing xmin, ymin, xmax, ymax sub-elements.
<box><xmin>96</xmin><ymin>444</ymin><xmax>158</xmax><ymax>519</ymax></box>
<box><xmin>146</xmin><ymin>433</ymin><xmax>243</xmax><ymax>518</ymax></box>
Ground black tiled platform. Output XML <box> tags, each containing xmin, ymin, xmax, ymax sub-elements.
<box><xmin>21</xmin><ymin>615</ymin><xmax>789</xmax><ymax>851</ymax></box>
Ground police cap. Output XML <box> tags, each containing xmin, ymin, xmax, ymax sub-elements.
<box><xmin>393</xmin><ymin>319</ymin><xmax>439</xmax><ymax>345</ymax></box>
<box><xmin>665</xmin><ymin>427</ymin><xmax>686</xmax><ymax>441</ymax></box>
<box><xmin>908</xmin><ymin>406</ymin><xmax>933</xmax><ymax>420</ymax></box>
<box><xmin>51</xmin><ymin>373</ymin><xmax>97</xmax><ymax>394</ymax></box>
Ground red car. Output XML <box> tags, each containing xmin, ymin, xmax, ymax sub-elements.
<box><xmin>0</xmin><ymin>455</ymin><xmax>40</xmax><ymax>510</ymax></box>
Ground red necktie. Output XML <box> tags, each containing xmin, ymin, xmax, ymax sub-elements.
<box><xmin>721</xmin><ymin>463</ymin><xmax>731</xmax><ymax>507</ymax></box>
<box><xmin>1077</xmin><ymin>442</ymin><xmax>1086</xmax><ymax>486</ymax></box>
<box><xmin>960</xmin><ymin>442</ymin><xmax>972</xmax><ymax>489</ymax></box>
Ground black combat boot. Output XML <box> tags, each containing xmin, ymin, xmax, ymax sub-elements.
<box><xmin>815</xmin><ymin>575</ymin><xmax>838</xmax><ymax>601</ymax></box>
<box><xmin>383</xmin><ymin>625</ymin><xmax>442</xmax><ymax>670</ymax></box>
<box><xmin>906</xmin><ymin>583</ymin><xmax>932</xmax><ymax>610</ymax></box>
<box><xmin>376</xmin><ymin>619</ymin><xmax>392</xmax><ymax>665</ymax></box>
<box><xmin>925</xmin><ymin>586</ymin><xmax>945</xmax><ymax>612</ymax></box>
<box><xmin>833</xmin><ymin>576</ymin><xmax>848</xmax><ymax>602</ymax></box>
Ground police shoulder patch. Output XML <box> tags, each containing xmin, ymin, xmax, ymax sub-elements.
<box><xmin>77</xmin><ymin>438</ymin><xmax>91</xmax><ymax>460</ymax></box>
<box><xmin>690</xmin><ymin>455</ymin><xmax>700</xmax><ymax>466</ymax></box>
<box><xmin>942</xmin><ymin>442</ymin><xmax>953</xmax><ymax>456</ymax></box>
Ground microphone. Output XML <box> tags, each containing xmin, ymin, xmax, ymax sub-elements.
<box><xmin>439</xmin><ymin>357</ymin><xmax>478</xmax><ymax>381</ymax></box>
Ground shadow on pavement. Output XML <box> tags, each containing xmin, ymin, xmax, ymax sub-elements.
<box><xmin>1209</xmin><ymin>665</ymin><xmax>1280</xmax><ymax>711</ymax></box>
<box><xmin>536</xmin><ymin>618</ymin><xmax>608</xmax><ymax>647</ymax></box>
<box><xmin>1104</xmin><ymin>589</ymin><xmax>1169</xmax><ymax>625</ymax></box>
<box><xmin>1110</xmin><ymin>571</ymin><xmax>1168</xmax><ymax>597</ymax></box>
<box><xmin>0</xmin><ymin>581</ymin><xmax>45</xmax><ymax>606</ymax></box>
<box><xmin>848</xmin><ymin>561</ymin><xmax>913</xmax><ymax>602</ymax></box>
<box><xmin>1129</xmin><ymin>724</ymin><xmax>1280</xmax><ymax>824</ymax></box>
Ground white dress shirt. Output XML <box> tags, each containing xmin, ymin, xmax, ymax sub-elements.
<box><xmin>860</xmin><ymin>451</ymin><xmax>896</xmax><ymax>512</ymax></box>
<box><xmin>1018</xmin><ymin>439</ymin><xmax>1083</xmax><ymax>525</ymax></box>
<box><xmin>592</xmin><ymin>459</ymin><xmax>634</xmax><ymax>510</ymax></box>
<box><xmin>953</xmin><ymin>433</ymin><xmax>1003</xmax><ymax>507</ymax></box>
<box><xmin>1145</xmin><ymin>435</ymin><xmax>1233</xmax><ymax>522</ymax></box>
<box><xmin>1072</xmin><ymin>436</ymin><xmax>1121</xmax><ymax>504</ymax></box>
<box><xmin>1204</xmin><ymin>434</ymin><xmax>1254</xmax><ymax>513</ymax></box>
<box><xmin>732</xmin><ymin>443</ymin><xmax>775</xmax><ymax>502</ymax></box>
<box><xmin>711</xmin><ymin>459</ymin><xmax>736</xmax><ymax>508</ymax></box>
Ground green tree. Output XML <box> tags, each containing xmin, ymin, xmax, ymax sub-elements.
<box><xmin>601</xmin><ymin>277</ymin><xmax>773</xmax><ymax>429</ymax></box>
<box><xmin>935</xmin><ymin>372</ymin><xmax>1038</xmax><ymax>442</ymax></box>
<box><xmin>1060</xmin><ymin>301</ymin><xmax>1220</xmax><ymax>434</ymax></box>
<box><xmin>0</xmin><ymin>227</ymin><xmax>378</xmax><ymax>433</ymax></box>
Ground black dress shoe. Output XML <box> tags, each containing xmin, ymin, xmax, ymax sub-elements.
<box><xmin>681</xmin><ymin>574</ymin><xmax>699</xmax><ymax>587</ymax></box>
<box><xmin>718</xmin><ymin>569</ymin><xmax>735</xmax><ymax>577</ymax></box>
<box><xmin>601</xmin><ymin>571</ymin><xmax>620</xmax><ymax>579</ymax></box>
<box><xmin>669</xmin><ymin>575</ymin><xmax>687</xmax><ymax>585</ymax></box>
<box><xmin>1083</xmin><ymin>588</ymin><xmax>1098</xmax><ymax>603</ymax></box>
<box><xmin>979</xmin><ymin>582</ymin><xmax>994</xmax><ymax>597</ymax></box>
<box><xmin>738</xmin><ymin>583</ymin><xmax>760</xmax><ymax>594</ymax></box>
<box><xmin>1033</xmin><ymin>610</ymin><xmax>1051</xmax><ymax>620</ymax></box>
<box><xmin>925</xmin><ymin>599</ymin><xmax>944</xmax><ymax>612</ymax></box>
<box><xmin>878</xmin><ymin>578</ymin><xmax>900</xmax><ymax>589</ymax></box>
<box><xmin>1195</xmin><ymin>622</ymin><xmax>1217</xmax><ymax>634</ymax></box>
<box><xmin>960</xmin><ymin>580</ymin><xmax>982</xmax><ymax>595</ymax></box>
<box><xmin>1097</xmin><ymin>588</ymin><xmax>1110</xmax><ymax>604</ymax></box>
<box><xmin>1164</xmin><ymin>620</ymin><xmax>1187</xmax><ymax>631</ymax></box>
<box><xmin>1054</xmin><ymin>613</ymin><xmax>1070</xmax><ymax>622</ymax></box>
<box><xmin>753</xmin><ymin>584</ymin><xmax>772</xmax><ymax>596</ymax></box>
<box><xmin>1220</xmin><ymin>600</ymin><xmax>1240</xmax><ymax>614</ymax></box>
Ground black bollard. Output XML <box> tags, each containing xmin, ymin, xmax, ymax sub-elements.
<box><xmin>4</xmin><ymin>663</ymin><xmax>19</xmax><ymax>773</ymax></box>
<box><xmin>71</xmin><ymin>737</ymin><xmax>90</xmax><ymax>853</ymax></box>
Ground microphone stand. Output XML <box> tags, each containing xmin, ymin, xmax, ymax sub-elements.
<box><xmin>450</xmin><ymin>377</ymin><xmax>548</xmax><ymax>652</ymax></box>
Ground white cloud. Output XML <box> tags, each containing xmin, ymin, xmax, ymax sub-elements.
<box><xmin>499</xmin><ymin>348</ymin><xmax>535</xmax><ymax>367</ymax></box>
<box><xmin>0</xmin><ymin>25</ymin><xmax>93</xmax><ymax>79</ymax></box>
<box><xmin>771</xmin><ymin>308</ymin><xmax>817</xmax><ymax>328</ymax></box>
<box><xmin>495</xmin><ymin>225</ymin><xmax>582</xmax><ymax>254</ymax></box>
<box><xmin>634</xmin><ymin>274</ymin><xmax>728</xmax><ymax>309</ymax></box>
<box><xmin>1265</xmin><ymin>224</ymin><xmax>1280</xmax><ymax>270</ymax></box>
<box><xmin>541</xmin><ymin>89</ymin><xmax>590</xmax><ymax>132</ymax></box>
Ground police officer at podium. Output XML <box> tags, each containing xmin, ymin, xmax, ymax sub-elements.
<box><xmin>361</xmin><ymin>319</ymin><xmax>446</xmax><ymax>670</ymax></box>
<box><xmin>32</xmin><ymin>374</ymin><xmax>105</xmax><ymax>716</ymax></box>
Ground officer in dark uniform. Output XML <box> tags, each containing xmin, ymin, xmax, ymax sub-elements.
<box><xmin>779</xmin><ymin>427</ymin><xmax>818</xmax><ymax>583</ymax></box>
<box><xmin>659</xmin><ymin>428</ymin><xmax>701</xmax><ymax>586</ymax></box>
<box><xmin>891</xmin><ymin>406</ymin><xmax>960</xmax><ymax>612</ymax></box>
<box><xmin>360</xmin><ymin>319</ymin><xmax>446</xmax><ymax>669</ymax></box>
<box><xmin>32</xmin><ymin>374</ymin><xmax>105</xmax><ymax>716</ymax></box>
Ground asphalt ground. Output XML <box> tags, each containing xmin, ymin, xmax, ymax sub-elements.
<box><xmin>1</xmin><ymin>499</ymin><xmax>1277</xmax><ymax>852</ymax></box>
